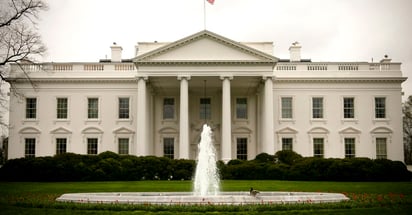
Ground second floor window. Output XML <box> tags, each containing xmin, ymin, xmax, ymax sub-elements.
<box><xmin>57</xmin><ymin>98</ymin><xmax>68</xmax><ymax>119</ymax></box>
<box><xmin>236</xmin><ymin>98</ymin><xmax>248</xmax><ymax>119</ymax></box>
<box><xmin>281</xmin><ymin>97</ymin><xmax>293</xmax><ymax>119</ymax></box>
<box><xmin>88</xmin><ymin>98</ymin><xmax>99</xmax><ymax>119</ymax></box>
<box><xmin>118</xmin><ymin>97</ymin><xmax>130</xmax><ymax>119</ymax></box>
<box><xmin>375</xmin><ymin>97</ymin><xmax>386</xmax><ymax>119</ymax></box>
<box><xmin>343</xmin><ymin>97</ymin><xmax>355</xmax><ymax>118</ymax></box>
<box><xmin>312</xmin><ymin>97</ymin><xmax>323</xmax><ymax>119</ymax></box>
<box><xmin>163</xmin><ymin>98</ymin><xmax>175</xmax><ymax>119</ymax></box>
<box><xmin>200</xmin><ymin>98</ymin><xmax>211</xmax><ymax>120</ymax></box>
<box><xmin>26</xmin><ymin>98</ymin><xmax>37</xmax><ymax>119</ymax></box>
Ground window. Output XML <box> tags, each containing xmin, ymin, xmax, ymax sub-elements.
<box><xmin>87</xmin><ymin>98</ymin><xmax>99</xmax><ymax>119</ymax></box>
<box><xmin>118</xmin><ymin>138</ymin><xmax>129</xmax><ymax>155</ymax></box>
<box><xmin>56</xmin><ymin>98</ymin><xmax>68</xmax><ymax>119</ymax></box>
<box><xmin>343</xmin><ymin>97</ymin><xmax>355</xmax><ymax>118</ymax></box>
<box><xmin>376</xmin><ymin>138</ymin><xmax>387</xmax><ymax>159</ymax></box>
<box><xmin>281</xmin><ymin>97</ymin><xmax>293</xmax><ymax>119</ymax></box>
<box><xmin>375</xmin><ymin>97</ymin><xmax>386</xmax><ymax>119</ymax></box>
<box><xmin>163</xmin><ymin>98</ymin><xmax>175</xmax><ymax>119</ymax></box>
<box><xmin>312</xmin><ymin>97</ymin><xmax>323</xmax><ymax>119</ymax></box>
<box><xmin>236</xmin><ymin>98</ymin><xmax>248</xmax><ymax>119</ymax></box>
<box><xmin>25</xmin><ymin>98</ymin><xmax>37</xmax><ymax>119</ymax></box>
<box><xmin>200</xmin><ymin>98</ymin><xmax>211</xmax><ymax>120</ymax></box>
<box><xmin>163</xmin><ymin>137</ymin><xmax>174</xmax><ymax>159</ymax></box>
<box><xmin>282</xmin><ymin>138</ymin><xmax>293</xmax><ymax>151</ymax></box>
<box><xmin>56</xmin><ymin>138</ymin><xmax>67</xmax><ymax>155</ymax></box>
<box><xmin>118</xmin><ymin>97</ymin><xmax>130</xmax><ymax>119</ymax></box>
<box><xmin>344</xmin><ymin>138</ymin><xmax>355</xmax><ymax>158</ymax></box>
<box><xmin>236</xmin><ymin>138</ymin><xmax>248</xmax><ymax>160</ymax></box>
<box><xmin>25</xmin><ymin>138</ymin><xmax>35</xmax><ymax>158</ymax></box>
<box><xmin>87</xmin><ymin>138</ymin><xmax>98</xmax><ymax>155</ymax></box>
<box><xmin>313</xmin><ymin>138</ymin><xmax>324</xmax><ymax>158</ymax></box>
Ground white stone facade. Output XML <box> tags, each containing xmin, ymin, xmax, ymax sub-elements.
<box><xmin>6</xmin><ymin>31</ymin><xmax>407</xmax><ymax>162</ymax></box>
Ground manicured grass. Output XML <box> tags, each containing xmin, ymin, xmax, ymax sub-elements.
<box><xmin>0</xmin><ymin>180</ymin><xmax>411</xmax><ymax>214</ymax></box>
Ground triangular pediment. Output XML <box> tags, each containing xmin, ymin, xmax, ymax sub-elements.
<box><xmin>113</xmin><ymin>127</ymin><xmax>135</xmax><ymax>134</ymax></box>
<box><xmin>339</xmin><ymin>126</ymin><xmax>361</xmax><ymax>134</ymax></box>
<box><xmin>276</xmin><ymin>127</ymin><xmax>298</xmax><ymax>134</ymax></box>
<box><xmin>50</xmin><ymin>127</ymin><xmax>72</xmax><ymax>134</ymax></box>
<box><xmin>134</xmin><ymin>30</ymin><xmax>278</xmax><ymax>64</ymax></box>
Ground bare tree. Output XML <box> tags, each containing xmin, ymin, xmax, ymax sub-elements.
<box><xmin>403</xmin><ymin>95</ymin><xmax>412</xmax><ymax>164</ymax></box>
<box><xmin>0</xmin><ymin>0</ymin><xmax>47</xmax><ymax>132</ymax></box>
<box><xmin>0</xmin><ymin>0</ymin><xmax>48</xmax><ymax>83</ymax></box>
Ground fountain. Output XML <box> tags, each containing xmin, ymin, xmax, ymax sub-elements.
<box><xmin>193</xmin><ymin>124</ymin><xmax>220</xmax><ymax>196</ymax></box>
<box><xmin>56</xmin><ymin>124</ymin><xmax>349</xmax><ymax>205</ymax></box>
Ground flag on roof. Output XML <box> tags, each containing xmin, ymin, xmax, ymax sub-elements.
<box><xmin>207</xmin><ymin>0</ymin><xmax>214</xmax><ymax>5</ymax></box>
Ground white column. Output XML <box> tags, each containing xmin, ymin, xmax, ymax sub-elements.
<box><xmin>262</xmin><ymin>76</ymin><xmax>275</xmax><ymax>154</ymax></box>
<box><xmin>221</xmin><ymin>76</ymin><xmax>233</xmax><ymax>162</ymax></box>
<box><xmin>137</xmin><ymin>76</ymin><xmax>148</xmax><ymax>156</ymax></box>
<box><xmin>178</xmin><ymin>76</ymin><xmax>190</xmax><ymax>159</ymax></box>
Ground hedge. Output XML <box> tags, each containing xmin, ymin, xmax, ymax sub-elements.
<box><xmin>0</xmin><ymin>151</ymin><xmax>410</xmax><ymax>181</ymax></box>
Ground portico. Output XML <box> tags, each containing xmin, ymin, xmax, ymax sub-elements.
<box><xmin>133</xmin><ymin>31</ymin><xmax>277</xmax><ymax>161</ymax></box>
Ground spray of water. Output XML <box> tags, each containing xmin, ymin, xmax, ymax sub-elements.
<box><xmin>193</xmin><ymin>124</ymin><xmax>220</xmax><ymax>196</ymax></box>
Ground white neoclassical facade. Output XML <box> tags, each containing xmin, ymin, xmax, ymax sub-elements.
<box><xmin>6</xmin><ymin>30</ymin><xmax>407</xmax><ymax>162</ymax></box>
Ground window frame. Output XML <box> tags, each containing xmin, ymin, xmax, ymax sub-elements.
<box><xmin>87</xmin><ymin>138</ymin><xmax>98</xmax><ymax>155</ymax></box>
<box><xmin>312</xmin><ymin>97</ymin><xmax>324</xmax><ymax>119</ymax></box>
<box><xmin>236</xmin><ymin>137</ymin><xmax>248</xmax><ymax>160</ymax></box>
<box><xmin>343</xmin><ymin>97</ymin><xmax>355</xmax><ymax>119</ymax></box>
<box><xmin>280</xmin><ymin>96</ymin><xmax>293</xmax><ymax>119</ymax></box>
<box><xmin>199</xmin><ymin>97</ymin><xmax>211</xmax><ymax>120</ymax></box>
<box><xmin>163</xmin><ymin>137</ymin><xmax>175</xmax><ymax>159</ymax></box>
<box><xmin>56</xmin><ymin>97</ymin><xmax>68</xmax><ymax>119</ymax></box>
<box><xmin>281</xmin><ymin>137</ymin><xmax>293</xmax><ymax>151</ymax></box>
<box><xmin>87</xmin><ymin>97</ymin><xmax>99</xmax><ymax>119</ymax></box>
<box><xmin>375</xmin><ymin>137</ymin><xmax>387</xmax><ymax>159</ymax></box>
<box><xmin>118</xmin><ymin>138</ymin><xmax>129</xmax><ymax>155</ymax></box>
<box><xmin>56</xmin><ymin>138</ymin><xmax>67</xmax><ymax>155</ymax></box>
<box><xmin>344</xmin><ymin>137</ymin><xmax>356</xmax><ymax>158</ymax></box>
<box><xmin>162</xmin><ymin>97</ymin><xmax>175</xmax><ymax>120</ymax></box>
<box><xmin>118</xmin><ymin>97</ymin><xmax>130</xmax><ymax>119</ymax></box>
<box><xmin>235</xmin><ymin>97</ymin><xmax>248</xmax><ymax>120</ymax></box>
<box><xmin>313</xmin><ymin>138</ymin><xmax>324</xmax><ymax>158</ymax></box>
<box><xmin>25</xmin><ymin>138</ymin><xmax>36</xmax><ymax>158</ymax></box>
<box><xmin>25</xmin><ymin>97</ymin><xmax>37</xmax><ymax>119</ymax></box>
<box><xmin>374</xmin><ymin>97</ymin><xmax>386</xmax><ymax>119</ymax></box>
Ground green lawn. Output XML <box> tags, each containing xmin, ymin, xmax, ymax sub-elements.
<box><xmin>0</xmin><ymin>180</ymin><xmax>411</xmax><ymax>214</ymax></box>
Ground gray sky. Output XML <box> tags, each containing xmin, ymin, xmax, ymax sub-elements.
<box><xmin>38</xmin><ymin>0</ymin><xmax>412</xmax><ymax>99</ymax></box>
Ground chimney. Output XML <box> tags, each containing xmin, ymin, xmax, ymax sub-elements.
<box><xmin>380</xmin><ymin>54</ymin><xmax>392</xmax><ymax>63</ymax></box>
<box><xmin>289</xmin><ymin>41</ymin><xmax>301</xmax><ymax>62</ymax></box>
<box><xmin>110</xmin><ymin>42</ymin><xmax>122</xmax><ymax>62</ymax></box>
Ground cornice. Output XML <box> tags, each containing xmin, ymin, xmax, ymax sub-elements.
<box><xmin>135</xmin><ymin>60</ymin><xmax>275</xmax><ymax>65</ymax></box>
<box><xmin>9</xmin><ymin>77</ymin><xmax>138</xmax><ymax>83</ymax></box>
<box><xmin>274</xmin><ymin>77</ymin><xmax>407</xmax><ymax>83</ymax></box>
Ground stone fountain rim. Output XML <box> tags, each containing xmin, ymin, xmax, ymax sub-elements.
<box><xmin>56</xmin><ymin>191</ymin><xmax>350</xmax><ymax>205</ymax></box>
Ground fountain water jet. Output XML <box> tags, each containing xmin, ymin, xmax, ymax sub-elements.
<box><xmin>193</xmin><ymin>124</ymin><xmax>220</xmax><ymax>196</ymax></box>
<box><xmin>56</xmin><ymin>124</ymin><xmax>349</xmax><ymax>205</ymax></box>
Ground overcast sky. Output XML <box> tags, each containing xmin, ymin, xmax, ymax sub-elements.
<box><xmin>37</xmin><ymin>0</ymin><xmax>412</xmax><ymax>98</ymax></box>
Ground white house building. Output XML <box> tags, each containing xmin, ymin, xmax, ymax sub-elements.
<box><xmin>6</xmin><ymin>30</ymin><xmax>407</xmax><ymax>162</ymax></box>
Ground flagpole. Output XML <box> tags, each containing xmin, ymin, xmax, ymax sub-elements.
<box><xmin>203</xmin><ymin>0</ymin><xmax>206</xmax><ymax>29</ymax></box>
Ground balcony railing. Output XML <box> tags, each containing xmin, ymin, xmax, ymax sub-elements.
<box><xmin>12</xmin><ymin>63</ymin><xmax>136</xmax><ymax>73</ymax></box>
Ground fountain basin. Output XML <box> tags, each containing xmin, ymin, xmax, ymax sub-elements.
<box><xmin>56</xmin><ymin>191</ymin><xmax>349</xmax><ymax>205</ymax></box>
